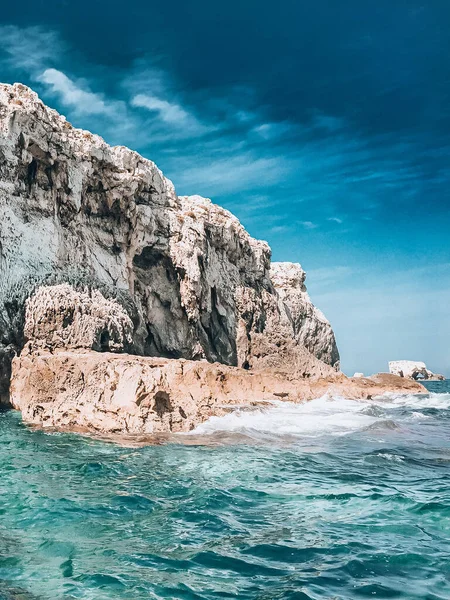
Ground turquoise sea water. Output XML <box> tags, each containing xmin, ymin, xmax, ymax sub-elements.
<box><xmin>1</xmin><ymin>381</ymin><xmax>450</xmax><ymax>599</ymax></box>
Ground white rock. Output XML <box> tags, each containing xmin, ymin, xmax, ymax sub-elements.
<box><xmin>388</xmin><ymin>360</ymin><xmax>444</xmax><ymax>380</ymax></box>
<box><xmin>270</xmin><ymin>262</ymin><xmax>339</xmax><ymax>369</ymax></box>
<box><xmin>24</xmin><ymin>284</ymin><xmax>133</xmax><ymax>353</ymax></box>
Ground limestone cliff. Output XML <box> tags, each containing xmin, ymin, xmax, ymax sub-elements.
<box><xmin>0</xmin><ymin>82</ymin><xmax>339</xmax><ymax>401</ymax></box>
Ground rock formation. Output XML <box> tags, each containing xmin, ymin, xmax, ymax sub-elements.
<box><xmin>0</xmin><ymin>82</ymin><xmax>340</xmax><ymax>405</ymax></box>
<box><xmin>7</xmin><ymin>280</ymin><xmax>426</xmax><ymax>437</ymax></box>
<box><xmin>270</xmin><ymin>262</ymin><xmax>339</xmax><ymax>367</ymax></box>
<box><xmin>24</xmin><ymin>284</ymin><xmax>133</xmax><ymax>353</ymax></box>
<box><xmin>11</xmin><ymin>349</ymin><xmax>425</xmax><ymax>436</ymax></box>
<box><xmin>389</xmin><ymin>360</ymin><xmax>445</xmax><ymax>381</ymax></box>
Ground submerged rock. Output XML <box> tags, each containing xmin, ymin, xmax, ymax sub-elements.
<box><xmin>0</xmin><ymin>82</ymin><xmax>339</xmax><ymax>396</ymax></box>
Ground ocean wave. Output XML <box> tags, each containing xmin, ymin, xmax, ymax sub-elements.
<box><xmin>188</xmin><ymin>397</ymin><xmax>376</xmax><ymax>438</ymax></box>
<box><xmin>384</xmin><ymin>393</ymin><xmax>450</xmax><ymax>409</ymax></box>
<box><xmin>188</xmin><ymin>392</ymin><xmax>450</xmax><ymax>438</ymax></box>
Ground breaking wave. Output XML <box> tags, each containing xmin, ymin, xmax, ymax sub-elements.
<box><xmin>189</xmin><ymin>392</ymin><xmax>450</xmax><ymax>438</ymax></box>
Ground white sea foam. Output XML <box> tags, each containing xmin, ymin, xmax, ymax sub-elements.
<box><xmin>188</xmin><ymin>392</ymin><xmax>450</xmax><ymax>438</ymax></box>
<box><xmin>383</xmin><ymin>393</ymin><xmax>450</xmax><ymax>410</ymax></box>
<box><xmin>375</xmin><ymin>452</ymin><xmax>405</xmax><ymax>462</ymax></box>
<box><xmin>189</xmin><ymin>396</ymin><xmax>382</xmax><ymax>437</ymax></box>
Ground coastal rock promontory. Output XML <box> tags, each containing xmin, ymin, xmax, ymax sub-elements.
<box><xmin>0</xmin><ymin>82</ymin><xmax>339</xmax><ymax>404</ymax></box>
<box><xmin>7</xmin><ymin>283</ymin><xmax>425</xmax><ymax>435</ymax></box>
<box><xmin>11</xmin><ymin>350</ymin><xmax>425</xmax><ymax>436</ymax></box>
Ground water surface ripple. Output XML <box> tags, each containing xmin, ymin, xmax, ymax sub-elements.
<box><xmin>1</xmin><ymin>382</ymin><xmax>450</xmax><ymax>599</ymax></box>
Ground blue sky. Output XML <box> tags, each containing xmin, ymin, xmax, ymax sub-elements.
<box><xmin>1</xmin><ymin>1</ymin><xmax>449</xmax><ymax>376</ymax></box>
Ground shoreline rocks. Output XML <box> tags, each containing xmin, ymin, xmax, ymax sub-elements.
<box><xmin>8</xmin><ymin>283</ymin><xmax>426</xmax><ymax>439</ymax></box>
<box><xmin>11</xmin><ymin>349</ymin><xmax>425</xmax><ymax>436</ymax></box>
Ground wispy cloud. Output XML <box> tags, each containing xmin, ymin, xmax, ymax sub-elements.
<box><xmin>0</xmin><ymin>22</ymin><xmax>446</xmax><ymax>238</ymax></box>
<box><xmin>173</xmin><ymin>154</ymin><xmax>292</xmax><ymax>196</ymax></box>
<box><xmin>299</xmin><ymin>221</ymin><xmax>318</xmax><ymax>230</ymax></box>
<box><xmin>131</xmin><ymin>93</ymin><xmax>211</xmax><ymax>136</ymax></box>
<box><xmin>131</xmin><ymin>93</ymin><xmax>190</xmax><ymax>124</ymax></box>
<box><xmin>252</xmin><ymin>122</ymin><xmax>291</xmax><ymax>140</ymax></box>
<box><xmin>0</xmin><ymin>25</ymin><xmax>309</xmax><ymax>198</ymax></box>
<box><xmin>38</xmin><ymin>68</ymin><xmax>123</xmax><ymax>117</ymax></box>
<box><xmin>0</xmin><ymin>25</ymin><xmax>63</xmax><ymax>72</ymax></box>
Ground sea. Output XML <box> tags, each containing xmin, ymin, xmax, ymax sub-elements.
<box><xmin>1</xmin><ymin>380</ymin><xmax>449</xmax><ymax>599</ymax></box>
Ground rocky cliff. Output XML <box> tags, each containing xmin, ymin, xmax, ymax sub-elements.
<box><xmin>0</xmin><ymin>82</ymin><xmax>339</xmax><ymax>402</ymax></box>
<box><xmin>8</xmin><ymin>284</ymin><xmax>423</xmax><ymax>435</ymax></box>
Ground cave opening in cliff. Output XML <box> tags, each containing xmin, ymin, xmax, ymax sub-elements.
<box><xmin>99</xmin><ymin>330</ymin><xmax>111</xmax><ymax>352</ymax></box>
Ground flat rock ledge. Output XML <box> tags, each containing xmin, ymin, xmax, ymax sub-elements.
<box><xmin>10</xmin><ymin>349</ymin><xmax>425</xmax><ymax>438</ymax></box>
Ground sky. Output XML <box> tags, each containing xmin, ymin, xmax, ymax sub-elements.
<box><xmin>0</xmin><ymin>1</ymin><xmax>449</xmax><ymax>376</ymax></box>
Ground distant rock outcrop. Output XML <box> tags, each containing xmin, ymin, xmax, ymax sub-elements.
<box><xmin>389</xmin><ymin>360</ymin><xmax>445</xmax><ymax>381</ymax></box>
<box><xmin>0</xmin><ymin>82</ymin><xmax>340</xmax><ymax>403</ymax></box>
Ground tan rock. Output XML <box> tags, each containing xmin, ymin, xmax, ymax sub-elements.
<box><xmin>10</xmin><ymin>349</ymin><xmax>425</xmax><ymax>437</ymax></box>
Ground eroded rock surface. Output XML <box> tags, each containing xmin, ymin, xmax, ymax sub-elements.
<box><xmin>24</xmin><ymin>284</ymin><xmax>133</xmax><ymax>353</ymax></box>
<box><xmin>0</xmin><ymin>82</ymin><xmax>339</xmax><ymax>391</ymax></box>
<box><xmin>270</xmin><ymin>262</ymin><xmax>339</xmax><ymax>368</ymax></box>
<box><xmin>10</xmin><ymin>350</ymin><xmax>425</xmax><ymax>435</ymax></box>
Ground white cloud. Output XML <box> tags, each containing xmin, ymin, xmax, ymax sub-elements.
<box><xmin>173</xmin><ymin>154</ymin><xmax>292</xmax><ymax>196</ymax></box>
<box><xmin>299</xmin><ymin>220</ymin><xmax>318</xmax><ymax>230</ymax></box>
<box><xmin>131</xmin><ymin>93</ymin><xmax>210</xmax><ymax>136</ymax></box>
<box><xmin>328</xmin><ymin>216</ymin><xmax>343</xmax><ymax>224</ymax></box>
<box><xmin>131</xmin><ymin>93</ymin><xmax>189</xmax><ymax>124</ymax></box>
<box><xmin>38</xmin><ymin>69</ymin><xmax>120</xmax><ymax>116</ymax></box>
<box><xmin>124</xmin><ymin>62</ymin><xmax>214</xmax><ymax>137</ymax></box>
<box><xmin>271</xmin><ymin>225</ymin><xmax>294</xmax><ymax>235</ymax></box>
<box><xmin>253</xmin><ymin>122</ymin><xmax>290</xmax><ymax>140</ymax></box>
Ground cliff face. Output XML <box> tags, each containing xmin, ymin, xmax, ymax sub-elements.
<box><xmin>0</xmin><ymin>82</ymin><xmax>339</xmax><ymax>400</ymax></box>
